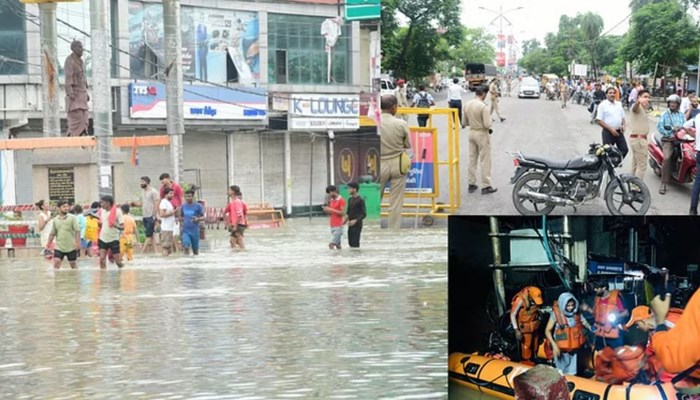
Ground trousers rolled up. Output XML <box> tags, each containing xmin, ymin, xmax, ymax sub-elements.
<box><xmin>468</xmin><ymin>130</ymin><xmax>492</xmax><ymax>188</ymax></box>
<box><xmin>661</xmin><ymin>141</ymin><xmax>675</xmax><ymax>184</ymax></box>
<box><xmin>380</xmin><ymin>155</ymin><xmax>407</xmax><ymax>230</ymax></box>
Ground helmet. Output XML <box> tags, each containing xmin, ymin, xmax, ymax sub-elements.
<box><xmin>527</xmin><ymin>286</ymin><xmax>544</xmax><ymax>306</ymax></box>
<box><xmin>667</xmin><ymin>94</ymin><xmax>681</xmax><ymax>104</ymax></box>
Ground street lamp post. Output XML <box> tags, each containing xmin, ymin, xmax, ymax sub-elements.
<box><xmin>478</xmin><ymin>4</ymin><xmax>523</xmax><ymax>73</ymax></box>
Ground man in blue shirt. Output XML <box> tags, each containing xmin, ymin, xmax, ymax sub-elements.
<box><xmin>656</xmin><ymin>94</ymin><xmax>686</xmax><ymax>194</ymax></box>
<box><xmin>180</xmin><ymin>190</ymin><xmax>205</xmax><ymax>255</ymax></box>
<box><xmin>196</xmin><ymin>13</ymin><xmax>208</xmax><ymax>81</ymax></box>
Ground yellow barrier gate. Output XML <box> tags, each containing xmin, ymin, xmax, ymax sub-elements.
<box><xmin>378</xmin><ymin>107</ymin><xmax>461</xmax><ymax>224</ymax></box>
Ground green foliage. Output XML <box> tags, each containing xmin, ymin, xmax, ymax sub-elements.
<box><xmin>521</xmin><ymin>39</ymin><xmax>541</xmax><ymax>57</ymax></box>
<box><xmin>622</xmin><ymin>1</ymin><xmax>700</xmax><ymax>74</ymax></box>
<box><xmin>382</xmin><ymin>0</ymin><xmax>463</xmax><ymax>82</ymax></box>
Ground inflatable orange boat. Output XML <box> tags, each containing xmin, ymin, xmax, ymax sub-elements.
<box><xmin>449</xmin><ymin>352</ymin><xmax>681</xmax><ymax>400</ymax></box>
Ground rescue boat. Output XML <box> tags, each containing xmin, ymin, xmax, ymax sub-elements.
<box><xmin>449</xmin><ymin>352</ymin><xmax>680</xmax><ymax>400</ymax></box>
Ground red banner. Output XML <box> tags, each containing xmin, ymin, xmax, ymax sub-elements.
<box><xmin>496</xmin><ymin>52</ymin><xmax>506</xmax><ymax>67</ymax></box>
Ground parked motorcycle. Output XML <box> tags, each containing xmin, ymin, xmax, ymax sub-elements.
<box><xmin>509</xmin><ymin>144</ymin><xmax>651</xmax><ymax>215</ymax></box>
<box><xmin>648</xmin><ymin>126</ymin><xmax>697</xmax><ymax>184</ymax></box>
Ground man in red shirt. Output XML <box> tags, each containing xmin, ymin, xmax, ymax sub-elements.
<box><xmin>159</xmin><ymin>172</ymin><xmax>184</xmax><ymax>208</ymax></box>
<box><xmin>323</xmin><ymin>185</ymin><xmax>345</xmax><ymax>250</ymax></box>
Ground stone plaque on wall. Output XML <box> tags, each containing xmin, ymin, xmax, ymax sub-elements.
<box><xmin>48</xmin><ymin>167</ymin><xmax>75</xmax><ymax>204</ymax></box>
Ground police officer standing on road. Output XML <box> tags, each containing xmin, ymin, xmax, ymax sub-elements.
<box><xmin>380</xmin><ymin>95</ymin><xmax>412</xmax><ymax>230</ymax></box>
<box><xmin>488</xmin><ymin>78</ymin><xmax>506</xmax><ymax>122</ymax></box>
<box><xmin>462</xmin><ymin>86</ymin><xmax>497</xmax><ymax>195</ymax></box>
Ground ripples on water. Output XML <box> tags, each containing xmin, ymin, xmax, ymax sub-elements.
<box><xmin>0</xmin><ymin>219</ymin><xmax>447</xmax><ymax>399</ymax></box>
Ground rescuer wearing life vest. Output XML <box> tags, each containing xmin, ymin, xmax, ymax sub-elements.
<box><xmin>580</xmin><ymin>280</ymin><xmax>629</xmax><ymax>351</ymax></box>
<box><xmin>510</xmin><ymin>286</ymin><xmax>544</xmax><ymax>363</ymax></box>
<box><xmin>649</xmin><ymin>289</ymin><xmax>700</xmax><ymax>393</ymax></box>
<box><xmin>544</xmin><ymin>292</ymin><xmax>593</xmax><ymax>375</ymax></box>
<box><xmin>625</xmin><ymin>305</ymin><xmax>683</xmax><ymax>383</ymax></box>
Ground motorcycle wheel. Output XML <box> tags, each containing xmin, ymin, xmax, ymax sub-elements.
<box><xmin>604</xmin><ymin>175</ymin><xmax>651</xmax><ymax>215</ymax></box>
<box><xmin>512</xmin><ymin>171</ymin><xmax>556</xmax><ymax>215</ymax></box>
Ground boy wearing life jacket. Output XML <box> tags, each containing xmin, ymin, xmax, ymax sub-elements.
<box><xmin>510</xmin><ymin>286</ymin><xmax>544</xmax><ymax>363</ymax></box>
<box><xmin>649</xmin><ymin>289</ymin><xmax>700</xmax><ymax>393</ymax></box>
<box><xmin>544</xmin><ymin>292</ymin><xmax>592</xmax><ymax>375</ymax></box>
<box><xmin>580</xmin><ymin>281</ymin><xmax>629</xmax><ymax>351</ymax></box>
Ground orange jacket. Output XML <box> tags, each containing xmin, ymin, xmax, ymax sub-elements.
<box><xmin>651</xmin><ymin>290</ymin><xmax>700</xmax><ymax>381</ymax></box>
<box><xmin>595</xmin><ymin>345</ymin><xmax>646</xmax><ymax>384</ymax></box>
<box><xmin>511</xmin><ymin>289</ymin><xmax>541</xmax><ymax>334</ymax></box>
<box><xmin>646</xmin><ymin>308</ymin><xmax>684</xmax><ymax>383</ymax></box>
<box><xmin>594</xmin><ymin>290</ymin><xmax>623</xmax><ymax>339</ymax></box>
<box><xmin>553</xmin><ymin>302</ymin><xmax>586</xmax><ymax>351</ymax></box>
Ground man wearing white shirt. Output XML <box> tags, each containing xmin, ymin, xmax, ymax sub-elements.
<box><xmin>682</xmin><ymin>114</ymin><xmax>700</xmax><ymax>214</ymax></box>
<box><xmin>596</xmin><ymin>87</ymin><xmax>628</xmax><ymax>158</ymax></box>
<box><xmin>447</xmin><ymin>77</ymin><xmax>467</xmax><ymax>125</ymax></box>
<box><xmin>159</xmin><ymin>187</ymin><xmax>177</xmax><ymax>256</ymax></box>
<box><xmin>680</xmin><ymin>90</ymin><xmax>695</xmax><ymax>115</ymax></box>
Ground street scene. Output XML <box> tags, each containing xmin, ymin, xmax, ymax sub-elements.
<box><xmin>449</xmin><ymin>216</ymin><xmax>700</xmax><ymax>399</ymax></box>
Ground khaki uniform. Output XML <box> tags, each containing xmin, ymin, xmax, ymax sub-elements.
<box><xmin>380</xmin><ymin>112</ymin><xmax>412</xmax><ymax>230</ymax></box>
<box><xmin>462</xmin><ymin>98</ymin><xmax>493</xmax><ymax>187</ymax></box>
<box><xmin>64</xmin><ymin>53</ymin><xmax>89</xmax><ymax>136</ymax></box>
<box><xmin>559</xmin><ymin>82</ymin><xmax>568</xmax><ymax>108</ymax></box>
<box><xmin>396</xmin><ymin>87</ymin><xmax>409</xmax><ymax>122</ymax></box>
<box><xmin>489</xmin><ymin>81</ymin><xmax>503</xmax><ymax>118</ymax></box>
<box><xmin>628</xmin><ymin>103</ymin><xmax>651</xmax><ymax>180</ymax></box>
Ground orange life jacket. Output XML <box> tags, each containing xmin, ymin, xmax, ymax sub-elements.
<box><xmin>512</xmin><ymin>289</ymin><xmax>541</xmax><ymax>334</ymax></box>
<box><xmin>646</xmin><ymin>308</ymin><xmax>685</xmax><ymax>383</ymax></box>
<box><xmin>595</xmin><ymin>345</ymin><xmax>646</xmax><ymax>384</ymax></box>
<box><xmin>553</xmin><ymin>302</ymin><xmax>586</xmax><ymax>352</ymax></box>
<box><xmin>594</xmin><ymin>289</ymin><xmax>622</xmax><ymax>339</ymax></box>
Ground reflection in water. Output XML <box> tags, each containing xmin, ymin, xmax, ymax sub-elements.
<box><xmin>0</xmin><ymin>219</ymin><xmax>447</xmax><ymax>399</ymax></box>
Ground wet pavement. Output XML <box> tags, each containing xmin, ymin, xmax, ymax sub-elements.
<box><xmin>0</xmin><ymin>218</ymin><xmax>447</xmax><ymax>399</ymax></box>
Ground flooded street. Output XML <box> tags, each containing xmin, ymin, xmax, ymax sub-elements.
<box><xmin>0</xmin><ymin>219</ymin><xmax>447</xmax><ymax>399</ymax></box>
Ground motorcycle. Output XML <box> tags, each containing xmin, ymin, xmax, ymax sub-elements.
<box><xmin>648</xmin><ymin>126</ymin><xmax>697</xmax><ymax>185</ymax></box>
<box><xmin>509</xmin><ymin>144</ymin><xmax>651</xmax><ymax>215</ymax></box>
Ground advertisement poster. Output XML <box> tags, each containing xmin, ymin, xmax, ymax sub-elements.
<box><xmin>129</xmin><ymin>82</ymin><xmax>266</xmax><ymax>120</ymax></box>
<box><xmin>129</xmin><ymin>2</ymin><xmax>259</xmax><ymax>84</ymax></box>
<box><xmin>383</xmin><ymin>128</ymin><xmax>436</xmax><ymax>195</ymax></box>
<box><xmin>334</xmin><ymin>136</ymin><xmax>380</xmax><ymax>185</ymax></box>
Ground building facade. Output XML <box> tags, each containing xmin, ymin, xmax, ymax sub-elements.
<box><xmin>0</xmin><ymin>0</ymin><xmax>378</xmax><ymax>213</ymax></box>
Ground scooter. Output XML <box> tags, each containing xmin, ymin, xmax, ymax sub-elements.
<box><xmin>648</xmin><ymin>126</ymin><xmax>697</xmax><ymax>184</ymax></box>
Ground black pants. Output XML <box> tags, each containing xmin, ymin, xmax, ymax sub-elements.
<box><xmin>601</xmin><ymin>128</ymin><xmax>629</xmax><ymax>158</ymax></box>
<box><xmin>448</xmin><ymin>100</ymin><xmax>462</xmax><ymax>125</ymax></box>
<box><xmin>348</xmin><ymin>224</ymin><xmax>362</xmax><ymax>248</ymax></box>
<box><xmin>417</xmin><ymin>115</ymin><xmax>428</xmax><ymax>127</ymax></box>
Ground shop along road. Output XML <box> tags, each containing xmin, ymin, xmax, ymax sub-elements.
<box><xmin>418</xmin><ymin>90</ymin><xmax>693</xmax><ymax>215</ymax></box>
<box><xmin>0</xmin><ymin>220</ymin><xmax>447</xmax><ymax>399</ymax></box>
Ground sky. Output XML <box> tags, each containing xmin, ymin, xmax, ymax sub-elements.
<box><xmin>461</xmin><ymin>0</ymin><xmax>632</xmax><ymax>49</ymax></box>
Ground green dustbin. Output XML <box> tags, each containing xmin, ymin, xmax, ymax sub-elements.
<box><xmin>339</xmin><ymin>183</ymin><xmax>381</xmax><ymax>220</ymax></box>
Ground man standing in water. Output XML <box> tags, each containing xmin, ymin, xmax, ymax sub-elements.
<box><xmin>159</xmin><ymin>187</ymin><xmax>177</xmax><ymax>257</ymax></box>
<box><xmin>180</xmin><ymin>190</ymin><xmax>205</xmax><ymax>255</ymax></box>
<box><xmin>98</xmin><ymin>195</ymin><xmax>124</xmax><ymax>269</ymax></box>
<box><xmin>132</xmin><ymin>176</ymin><xmax>160</xmax><ymax>254</ymax></box>
<box><xmin>45</xmin><ymin>200</ymin><xmax>81</xmax><ymax>269</ymax></box>
<box><xmin>344</xmin><ymin>182</ymin><xmax>366</xmax><ymax>248</ymax></box>
<box><xmin>323</xmin><ymin>185</ymin><xmax>345</xmax><ymax>250</ymax></box>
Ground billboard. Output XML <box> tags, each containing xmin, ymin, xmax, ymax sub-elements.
<box><xmin>496</xmin><ymin>52</ymin><xmax>506</xmax><ymax>67</ymax></box>
<box><xmin>128</xmin><ymin>82</ymin><xmax>267</xmax><ymax>120</ymax></box>
<box><xmin>383</xmin><ymin>128</ymin><xmax>436</xmax><ymax>195</ymax></box>
<box><xmin>289</xmin><ymin>94</ymin><xmax>360</xmax><ymax>131</ymax></box>
<box><xmin>129</xmin><ymin>2</ymin><xmax>259</xmax><ymax>85</ymax></box>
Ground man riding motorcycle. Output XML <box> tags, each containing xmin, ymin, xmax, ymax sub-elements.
<box><xmin>656</xmin><ymin>94</ymin><xmax>687</xmax><ymax>194</ymax></box>
<box><xmin>589</xmin><ymin>83</ymin><xmax>606</xmax><ymax>124</ymax></box>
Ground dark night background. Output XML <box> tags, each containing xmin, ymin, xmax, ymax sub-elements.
<box><xmin>448</xmin><ymin>216</ymin><xmax>700</xmax><ymax>355</ymax></box>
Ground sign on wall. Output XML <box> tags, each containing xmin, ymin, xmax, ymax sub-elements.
<box><xmin>128</xmin><ymin>82</ymin><xmax>267</xmax><ymax>120</ymax></box>
<box><xmin>48</xmin><ymin>167</ymin><xmax>75</xmax><ymax>204</ymax></box>
<box><xmin>289</xmin><ymin>94</ymin><xmax>360</xmax><ymax>131</ymax></box>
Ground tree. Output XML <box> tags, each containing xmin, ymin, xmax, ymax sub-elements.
<box><xmin>622</xmin><ymin>1</ymin><xmax>700</xmax><ymax>74</ymax></box>
<box><xmin>629</xmin><ymin>0</ymin><xmax>673</xmax><ymax>12</ymax></box>
<box><xmin>451</xmin><ymin>27</ymin><xmax>495</xmax><ymax>67</ymax></box>
<box><xmin>521</xmin><ymin>39</ymin><xmax>541</xmax><ymax>57</ymax></box>
<box><xmin>382</xmin><ymin>0</ymin><xmax>462</xmax><ymax>81</ymax></box>
<box><xmin>579</xmin><ymin>12</ymin><xmax>604</xmax><ymax>78</ymax></box>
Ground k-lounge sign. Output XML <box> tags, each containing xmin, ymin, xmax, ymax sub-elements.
<box><xmin>288</xmin><ymin>94</ymin><xmax>360</xmax><ymax>131</ymax></box>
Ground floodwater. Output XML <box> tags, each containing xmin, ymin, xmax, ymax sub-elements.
<box><xmin>0</xmin><ymin>218</ymin><xmax>447</xmax><ymax>399</ymax></box>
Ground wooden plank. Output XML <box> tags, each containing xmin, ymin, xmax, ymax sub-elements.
<box><xmin>0</xmin><ymin>136</ymin><xmax>95</xmax><ymax>150</ymax></box>
<box><xmin>112</xmin><ymin>135</ymin><xmax>170</xmax><ymax>147</ymax></box>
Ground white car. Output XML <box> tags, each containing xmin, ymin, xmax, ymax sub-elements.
<box><xmin>381</xmin><ymin>79</ymin><xmax>396</xmax><ymax>96</ymax></box>
<box><xmin>518</xmin><ymin>78</ymin><xmax>540</xmax><ymax>99</ymax></box>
